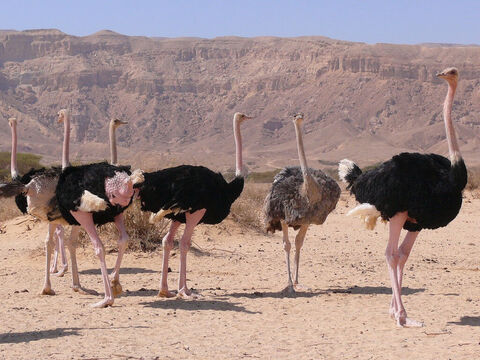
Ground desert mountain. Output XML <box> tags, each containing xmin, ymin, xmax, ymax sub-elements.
<box><xmin>0</xmin><ymin>29</ymin><xmax>479</xmax><ymax>171</ymax></box>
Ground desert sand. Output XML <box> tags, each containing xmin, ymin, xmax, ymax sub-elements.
<box><xmin>0</xmin><ymin>191</ymin><xmax>480</xmax><ymax>359</ymax></box>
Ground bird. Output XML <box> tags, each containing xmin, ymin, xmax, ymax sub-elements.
<box><xmin>3</xmin><ymin>111</ymin><xmax>76</xmax><ymax>294</ymax></box>
<box><xmin>134</xmin><ymin>112</ymin><xmax>252</xmax><ymax>298</ymax></box>
<box><xmin>338</xmin><ymin>67</ymin><xmax>467</xmax><ymax>327</ymax></box>
<box><xmin>264</xmin><ymin>113</ymin><xmax>341</xmax><ymax>294</ymax></box>
<box><xmin>53</xmin><ymin>161</ymin><xmax>143</xmax><ymax>307</ymax></box>
<box><xmin>50</xmin><ymin>117</ymin><xmax>127</xmax><ymax>283</ymax></box>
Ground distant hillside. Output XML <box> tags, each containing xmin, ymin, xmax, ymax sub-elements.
<box><xmin>0</xmin><ymin>30</ymin><xmax>479</xmax><ymax>171</ymax></box>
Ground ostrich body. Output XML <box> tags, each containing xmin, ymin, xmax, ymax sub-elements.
<box><xmin>134</xmin><ymin>112</ymin><xmax>252</xmax><ymax>298</ymax></box>
<box><xmin>338</xmin><ymin>67</ymin><xmax>467</xmax><ymax>327</ymax></box>
<box><xmin>54</xmin><ymin>161</ymin><xmax>142</xmax><ymax>307</ymax></box>
<box><xmin>3</xmin><ymin>112</ymin><xmax>79</xmax><ymax>294</ymax></box>
<box><xmin>264</xmin><ymin>113</ymin><xmax>340</xmax><ymax>293</ymax></box>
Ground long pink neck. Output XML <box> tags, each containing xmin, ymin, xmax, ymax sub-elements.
<box><xmin>109</xmin><ymin>123</ymin><xmax>117</xmax><ymax>165</ymax></box>
<box><xmin>293</xmin><ymin>120</ymin><xmax>310</xmax><ymax>180</ymax></box>
<box><xmin>443</xmin><ymin>81</ymin><xmax>461</xmax><ymax>163</ymax></box>
<box><xmin>10</xmin><ymin>123</ymin><xmax>18</xmax><ymax>179</ymax></box>
<box><xmin>234</xmin><ymin>117</ymin><xmax>244</xmax><ymax>177</ymax></box>
<box><xmin>62</xmin><ymin>114</ymin><xmax>71</xmax><ymax>169</ymax></box>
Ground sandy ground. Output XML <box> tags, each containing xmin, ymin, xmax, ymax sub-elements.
<box><xmin>1</xmin><ymin>192</ymin><xmax>480</xmax><ymax>359</ymax></box>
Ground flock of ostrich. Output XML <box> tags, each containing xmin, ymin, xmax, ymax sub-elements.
<box><xmin>0</xmin><ymin>67</ymin><xmax>467</xmax><ymax>327</ymax></box>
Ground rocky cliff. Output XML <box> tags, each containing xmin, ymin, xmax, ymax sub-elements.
<box><xmin>1</xmin><ymin>29</ymin><xmax>479</xmax><ymax>170</ymax></box>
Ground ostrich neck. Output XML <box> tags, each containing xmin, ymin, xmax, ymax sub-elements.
<box><xmin>62</xmin><ymin>115</ymin><xmax>71</xmax><ymax>169</ymax></box>
<box><xmin>10</xmin><ymin>124</ymin><xmax>18</xmax><ymax>179</ymax></box>
<box><xmin>109</xmin><ymin>125</ymin><xmax>117</xmax><ymax>165</ymax></box>
<box><xmin>234</xmin><ymin>118</ymin><xmax>243</xmax><ymax>177</ymax></box>
<box><xmin>293</xmin><ymin>121</ymin><xmax>310</xmax><ymax>180</ymax></box>
<box><xmin>444</xmin><ymin>81</ymin><xmax>461</xmax><ymax>163</ymax></box>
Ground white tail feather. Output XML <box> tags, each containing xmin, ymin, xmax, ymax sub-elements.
<box><xmin>78</xmin><ymin>190</ymin><xmax>108</xmax><ymax>212</ymax></box>
<box><xmin>347</xmin><ymin>203</ymin><xmax>381</xmax><ymax>230</ymax></box>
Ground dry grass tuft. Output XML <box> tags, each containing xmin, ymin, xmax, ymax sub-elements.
<box><xmin>466</xmin><ymin>166</ymin><xmax>480</xmax><ymax>191</ymax></box>
<box><xmin>229</xmin><ymin>183</ymin><xmax>270</xmax><ymax>232</ymax></box>
<box><xmin>78</xmin><ymin>201</ymin><xmax>169</xmax><ymax>252</ymax></box>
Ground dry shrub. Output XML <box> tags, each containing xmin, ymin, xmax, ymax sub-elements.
<box><xmin>0</xmin><ymin>198</ymin><xmax>22</xmax><ymax>222</ymax></box>
<box><xmin>78</xmin><ymin>200</ymin><xmax>168</xmax><ymax>252</ymax></box>
<box><xmin>229</xmin><ymin>183</ymin><xmax>270</xmax><ymax>231</ymax></box>
<box><xmin>466</xmin><ymin>166</ymin><xmax>480</xmax><ymax>191</ymax></box>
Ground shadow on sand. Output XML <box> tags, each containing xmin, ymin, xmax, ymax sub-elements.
<box><xmin>328</xmin><ymin>285</ymin><xmax>426</xmax><ymax>295</ymax></box>
<box><xmin>140</xmin><ymin>298</ymin><xmax>260</xmax><ymax>314</ymax></box>
<box><xmin>448</xmin><ymin>316</ymin><xmax>480</xmax><ymax>326</ymax></box>
<box><xmin>0</xmin><ymin>327</ymin><xmax>81</xmax><ymax>344</ymax></box>
<box><xmin>227</xmin><ymin>289</ymin><xmax>326</xmax><ymax>299</ymax></box>
<box><xmin>79</xmin><ymin>267</ymin><xmax>158</xmax><ymax>275</ymax></box>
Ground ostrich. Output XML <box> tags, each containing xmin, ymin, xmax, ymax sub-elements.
<box><xmin>134</xmin><ymin>112</ymin><xmax>252</xmax><ymax>298</ymax></box>
<box><xmin>50</xmin><ymin>118</ymin><xmax>127</xmax><ymax>274</ymax></box>
<box><xmin>53</xmin><ymin>161</ymin><xmax>143</xmax><ymax>307</ymax></box>
<box><xmin>264</xmin><ymin>113</ymin><xmax>341</xmax><ymax>294</ymax></box>
<box><xmin>338</xmin><ymin>67</ymin><xmax>467</xmax><ymax>327</ymax></box>
<box><xmin>3</xmin><ymin>111</ymin><xmax>76</xmax><ymax>294</ymax></box>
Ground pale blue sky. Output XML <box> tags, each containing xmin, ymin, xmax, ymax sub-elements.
<box><xmin>1</xmin><ymin>0</ymin><xmax>479</xmax><ymax>45</ymax></box>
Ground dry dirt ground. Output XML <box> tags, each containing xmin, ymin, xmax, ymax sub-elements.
<box><xmin>0</xmin><ymin>192</ymin><xmax>480</xmax><ymax>359</ymax></box>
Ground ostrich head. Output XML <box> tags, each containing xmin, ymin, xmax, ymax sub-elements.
<box><xmin>436</xmin><ymin>67</ymin><xmax>458</xmax><ymax>84</ymax></box>
<box><xmin>105</xmin><ymin>171</ymin><xmax>135</xmax><ymax>207</ymax></box>
<box><xmin>233</xmin><ymin>112</ymin><xmax>253</xmax><ymax>124</ymax></box>
<box><xmin>293</xmin><ymin>113</ymin><xmax>304</xmax><ymax>125</ymax></box>
<box><xmin>110</xmin><ymin>118</ymin><xmax>128</xmax><ymax>128</ymax></box>
<box><xmin>8</xmin><ymin>117</ymin><xmax>17</xmax><ymax>128</ymax></box>
<box><xmin>57</xmin><ymin>109</ymin><xmax>69</xmax><ymax>123</ymax></box>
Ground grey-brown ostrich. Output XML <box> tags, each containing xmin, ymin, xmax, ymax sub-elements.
<box><xmin>264</xmin><ymin>113</ymin><xmax>341</xmax><ymax>293</ymax></box>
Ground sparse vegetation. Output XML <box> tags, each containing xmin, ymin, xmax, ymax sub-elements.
<box><xmin>0</xmin><ymin>152</ymin><xmax>43</xmax><ymax>180</ymax></box>
<box><xmin>229</xmin><ymin>183</ymin><xmax>270</xmax><ymax>231</ymax></box>
<box><xmin>466</xmin><ymin>166</ymin><xmax>480</xmax><ymax>191</ymax></box>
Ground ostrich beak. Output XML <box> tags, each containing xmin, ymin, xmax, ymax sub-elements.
<box><xmin>436</xmin><ymin>71</ymin><xmax>445</xmax><ymax>78</ymax></box>
<box><xmin>244</xmin><ymin>116</ymin><xmax>253</xmax><ymax>120</ymax></box>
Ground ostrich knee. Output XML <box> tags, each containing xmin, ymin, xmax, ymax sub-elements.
<box><xmin>162</xmin><ymin>234</ymin><xmax>174</xmax><ymax>252</ymax></box>
<box><xmin>283</xmin><ymin>240</ymin><xmax>291</xmax><ymax>253</ymax></box>
<box><xmin>385</xmin><ymin>250</ymin><xmax>400</xmax><ymax>268</ymax></box>
<box><xmin>180</xmin><ymin>237</ymin><xmax>191</xmax><ymax>253</ymax></box>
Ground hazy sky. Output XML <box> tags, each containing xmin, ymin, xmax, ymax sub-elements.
<box><xmin>2</xmin><ymin>0</ymin><xmax>479</xmax><ymax>45</ymax></box>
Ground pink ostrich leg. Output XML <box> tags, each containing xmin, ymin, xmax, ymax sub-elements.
<box><xmin>71</xmin><ymin>210</ymin><xmax>114</xmax><ymax>308</ymax></box>
<box><xmin>108</xmin><ymin>213</ymin><xmax>130</xmax><ymax>296</ymax></box>
<box><xmin>177</xmin><ymin>209</ymin><xmax>206</xmax><ymax>298</ymax></box>
<box><xmin>385</xmin><ymin>212</ymin><xmax>423</xmax><ymax>327</ymax></box>
<box><xmin>51</xmin><ymin>226</ymin><xmax>68</xmax><ymax>276</ymax></box>
<box><xmin>158</xmin><ymin>221</ymin><xmax>181</xmax><ymax>298</ymax></box>
<box><xmin>41</xmin><ymin>223</ymin><xmax>57</xmax><ymax>295</ymax></box>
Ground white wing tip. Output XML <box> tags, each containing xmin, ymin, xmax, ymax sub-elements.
<box><xmin>78</xmin><ymin>190</ymin><xmax>108</xmax><ymax>212</ymax></box>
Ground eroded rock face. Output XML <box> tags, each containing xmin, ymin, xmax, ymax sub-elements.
<box><xmin>1</xmin><ymin>30</ymin><xmax>480</xmax><ymax>168</ymax></box>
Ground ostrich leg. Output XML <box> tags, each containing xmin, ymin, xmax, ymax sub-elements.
<box><xmin>385</xmin><ymin>212</ymin><xmax>423</xmax><ymax>327</ymax></box>
<box><xmin>71</xmin><ymin>211</ymin><xmax>114</xmax><ymax>308</ymax></box>
<box><xmin>177</xmin><ymin>209</ymin><xmax>206</xmax><ymax>298</ymax></box>
<box><xmin>52</xmin><ymin>225</ymin><xmax>68</xmax><ymax>277</ymax></box>
<box><xmin>109</xmin><ymin>213</ymin><xmax>129</xmax><ymax>297</ymax></box>
<box><xmin>389</xmin><ymin>230</ymin><xmax>420</xmax><ymax>321</ymax></box>
<box><xmin>41</xmin><ymin>223</ymin><xmax>57</xmax><ymax>295</ymax></box>
<box><xmin>293</xmin><ymin>224</ymin><xmax>310</xmax><ymax>291</ymax></box>
<box><xmin>280</xmin><ymin>220</ymin><xmax>294</xmax><ymax>294</ymax></box>
<box><xmin>158</xmin><ymin>221</ymin><xmax>181</xmax><ymax>298</ymax></box>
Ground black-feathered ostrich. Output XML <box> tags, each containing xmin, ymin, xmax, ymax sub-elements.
<box><xmin>264</xmin><ymin>113</ymin><xmax>341</xmax><ymax>293</ymax></box>
<box><xmin>134</xmin><ymin>112</ymin><xmax>252</xmax><ymax>298</ymax></box>
<box><xmin>3</xmin><ymin>111</ymin><xmax>76</xmax><ymax>294</ymax></box>
<box><xmin>338</xmin><ymin>67</ymin><xmax>467</xmax><ymax>327</ymax></box>
<box><xmin>50</xmin><ymin>117</ymin><xmax>127</xmax><ymax>274</ymax></box>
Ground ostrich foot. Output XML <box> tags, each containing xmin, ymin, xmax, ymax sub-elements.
<box><xmin>158</xmin><ymin>289</ymin><xmax>176</xmax><ymax>298</ymax></box>
<box><xmin>177</xmin><ymin>287</ymin><xmax>200</xmax><ymax>299</ymax></box>
<box><xmin>293</xmin><ymin>283</ymin><xmax>311</xmax><ymax>292</ymax></box>
<box><xmin>280</xmin><ymin>284</ymin><xmax>296</xmax><ymax>295</ymax></box>
<box><xmin>50</xmin><ymin>264</ymin><xmax>58</xmax><ymax>274</ymax></box>
<box><xmin>395</xmin><ymin>310</ymin><xmax>424</xmax><ymax>327</ymax></box>
<box><xmin>72</xmin><ymin>285</ymin><xmax>99</xmax><ymax>296</ymax></box>
<box><xmin>53</xmin><ymin>266</ymin><xmax>68</xmax><ymax>277</ymax></box>
<box><xmin>90</xmin><ymin>297</ymin><xmax>114</xmax><ymax>308</ymax></box>
<box><xmin>40</xmin><ymin>287</ymin><xmax>55</xmax><ymax>296</ymax></box>
<box><xmin>110</xmin><ymin>279</ymin><xmax>123</xmax><ymax>297</ymax></box>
